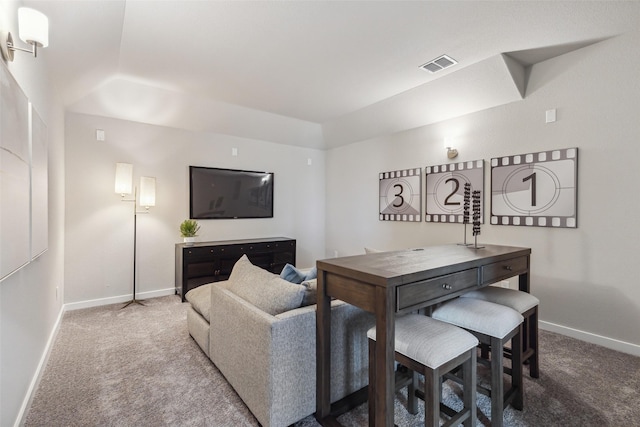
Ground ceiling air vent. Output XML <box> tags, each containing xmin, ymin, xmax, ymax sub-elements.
<box><xmin>419</xmin><ymin>54</ymin><xmax>458</xmax><ymax>73</ymax></box>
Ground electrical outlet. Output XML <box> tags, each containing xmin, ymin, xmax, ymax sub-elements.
<box><xmin>334</xmin><ymin>250</ymin><xmax>339</xmax><ymax>258</ymax></box>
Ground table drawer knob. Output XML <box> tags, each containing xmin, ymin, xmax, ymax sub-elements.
<box><xmin>442</xmin><ymin>283</ymin><xmax>452</xmax><ymax>290</ymax></box>
<box><xmin>504</xmin><ymin>265</ymin><xmax>513</xmax><ymax>271</ymax></box>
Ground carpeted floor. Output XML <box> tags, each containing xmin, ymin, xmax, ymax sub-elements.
<box><xmin>25</xmin><ymin>295</ymin><xmax>640</xmax><ymax>426</ymax></box>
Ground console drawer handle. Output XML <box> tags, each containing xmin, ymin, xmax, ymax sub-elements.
<box><xmin>504</xmin><ymin>265</ymin><xmax>513</xmax><ymax>271</ymax></box>
<box><xmin>442</xmin><ymin>283</ymin><xmax>452</xmax><ymax>290</ymax></box>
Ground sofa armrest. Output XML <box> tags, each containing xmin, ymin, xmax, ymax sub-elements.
<box><xmin>209</xmin><ymin>285</ymin><xmax>317</xmax><ymax>427</ymax></box>
<box><xmin>209</xmin><ymin>285</ymin><xmax>374</xmax><ymax>427</ymax></box>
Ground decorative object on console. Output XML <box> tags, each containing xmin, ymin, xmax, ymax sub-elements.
<box><xmin>472</xmin><ymin>189</ymin><xmax>484</xmax><ymax>249</ymax></box>
<box><xmin>114</xmin><ymin>162</ymin><xmax>156</xmax><ymax>308</ymax></box>
<box><xmin>458</xmin><ymin>182</ymin><xmax>472</xmax><ymax>246</ymax></box>
<box><xmin>179</xmin><ymin>219</ymin><xmax>200</xmax><ymax>246</ymax></box>
<box><xmin>1</xmin><ymin>7</ymin><xmax>49</xmax><ymax>62</ymax></box>
<box><xmin>490</xmin><ymin>147</ymin><xmax>578</xmax><ymax>228</ymax></box>
<box><xmin>379</xmin><ymin>168</ymin><xmax>422</xmax><ymax>222</ymax></box>
<box><xmin>425</xmin><ymin>160</ymin><xmax>484</xmax><ymax>224</ymax></box>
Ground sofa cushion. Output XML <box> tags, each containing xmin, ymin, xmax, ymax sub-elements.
<box><xmin>228</xmin><ymin>255</ymin><xmax>305</xmax><ymax>316</ymax></box>
<box><xmin>185</xmin><ymin>283</ymin><xmax>213</xmax><ymax>322</ymax></box>
<box><xmin>280</xmin><ymin>263</ymin><xmax>317</xmax><ymax>284</ymax></box>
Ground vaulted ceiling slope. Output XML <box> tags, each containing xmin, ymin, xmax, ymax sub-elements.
<box><xmin>26</xmin><ymin>0</ymin><xmax>640</xmax><ymax>149</ymax></box>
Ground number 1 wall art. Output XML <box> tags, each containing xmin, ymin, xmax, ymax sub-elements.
<box><xmin>425</xmin><ymin>160</ymin><xmax>484</xmax><ymax>223</ymax></box>
<box><xmin>490</xmin><ymin>147</ymin><xmax>578</xmax><ymax>228</ymax></box>
<box><xmin>379</xmin><ymin>168</ymin><xmax>422</xmax><ymax>222</ymax></box>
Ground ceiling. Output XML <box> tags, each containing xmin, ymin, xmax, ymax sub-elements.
<box><xmin>20</xmin><ymin>1</ymin><xmax>640</xmax><ymax>148</ymax></box>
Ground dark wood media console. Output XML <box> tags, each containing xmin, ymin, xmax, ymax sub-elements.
<box><xmin>175</xmin><ymin>237</ymin><xmax>296</xmax><ymax>301</ymax></box>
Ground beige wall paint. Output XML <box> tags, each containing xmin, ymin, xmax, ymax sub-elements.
<box><xmin>0</xmin><ymin>2</ymin><xmax>66</xmax><ymax>426</ymax></box>
<box><xmin>63</xmin><ymin>113</ymin><xmax>326</xmax><ymax>304</ymax></box>
<box><xmin>324</xmin><ymin>32</ymin><xmax>640</xmax><ymax>352</ymax></box>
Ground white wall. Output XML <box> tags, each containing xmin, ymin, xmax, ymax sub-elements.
<box><xmin>0</xmin><ymin>2</ymin><xmax>66</xmax><ymax>425</ymax></box>
<box><xmin>325</xmin><ymin>31</ymin><xmax>640</xmax><ymax>353</ymax></box>
<box><xmin>64</xmin><ymin>113</ymin><xmax>325</xmax><ymax>304</ymax></box>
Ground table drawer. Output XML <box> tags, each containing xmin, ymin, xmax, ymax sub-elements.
<box><xmin>397</xmin><ymin>268</ymin><xmax>479</xmax><ymax>311</ymax></box>
<box><xmin>481</xmin><ymin>255</ymin><xmax>528</xmax><ymax>284</ymax></box>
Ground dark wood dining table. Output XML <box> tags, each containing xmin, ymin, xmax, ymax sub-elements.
<box><xmin>315</xmin><ymin>243</ymin><xmax>531</xmax><ymax>426</ymax></box>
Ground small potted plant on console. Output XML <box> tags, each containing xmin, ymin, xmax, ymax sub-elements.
<box><xmin>179</xmin><ymin>219</ymin><xmax>200</xmax><ymax>246</ymax></box>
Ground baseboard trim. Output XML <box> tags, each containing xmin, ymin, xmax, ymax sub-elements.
<box><xmin>65</xmin><ymin>288</ymin><xmax>177</xmax><ymax>311</ymax></box>
<box><xmin>540</xmin><ymin>320</ymin><xmax>640</xmax><ymax>357</ymax></box>
<box><xmin>14</xmin><ymin>304</ymin><xmax>65</xmax><ymax>427</ymax></box>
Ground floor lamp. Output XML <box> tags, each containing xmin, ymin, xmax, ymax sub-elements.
<box><xmin>115</xmin><ymin>163</ymin><xmax>156</xmax><ymax>309</ymax></box>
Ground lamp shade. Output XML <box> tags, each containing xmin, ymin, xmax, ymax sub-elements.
<box><xmin>115</xmin><ymin>163</ymin><xmax>133</xmax><ymax>195</ymax></box>
<box><xmin>18</xmin><ymin>7</ymin><xmax>49</xmax><ymax>47</ymax></box>
<box><xmin>139</xmin><ymin>176</ymin><xmax>156</xmax><ymax>208</ymax></box>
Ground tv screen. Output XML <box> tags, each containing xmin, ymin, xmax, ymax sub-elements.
<box><xmin>189</xmin><ymin>166</ymin><xmax>274</xmax><ymax>219</ymax></box>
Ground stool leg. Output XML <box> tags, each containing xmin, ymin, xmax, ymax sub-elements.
<box><xmin>424</xmin><ymin>368</ymin><xmax>440</xmax><ymax>427</ymax></box>
<box><xmin>462</xmin><ymin>349</ymin><xmax>477</xmax><ymax>427</ymax></box>
<box><xmin>490</xmin><ymin>336</ymin><xmax>504</xmax><ymax>427</ymax></box>
<box><xmin>368</xmin><ymin>338</ymin><xmax>376</xmax><ymax>425</ymax></box>
<box><xmin>529</xmin><ymin>307</ymin><xmax>540</xmax><ymax>378</ymax></box>
<box><xmin>407</xmin><ymin>370</ymin><xmax>418</xmax><ymax>415</ymax></box>
<box><xmin>512</xmin><ymin>325</ymin><xmax>524</xmax><ymax>411</ymax></box>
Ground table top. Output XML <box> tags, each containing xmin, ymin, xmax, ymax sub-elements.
<box><xmin>317</xmin><ymin>243</ymin><xmax>531</xmax><ymax>288</ymax></box>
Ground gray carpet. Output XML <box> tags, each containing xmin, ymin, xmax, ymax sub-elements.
<box><xmin>25</xmin><ymin>295</ymin><xmax>640</xmax><ymax>426</ymax></box>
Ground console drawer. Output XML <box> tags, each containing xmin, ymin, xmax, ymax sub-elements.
<box><xmin>397</xmin><ymin>268</ymin><xmax>479</xmax><ymax>311</ymax></box>
<box><xmin>481</xmin><ymin>255</ymin><xmax>528</xmax><ymax>284</ymax></box>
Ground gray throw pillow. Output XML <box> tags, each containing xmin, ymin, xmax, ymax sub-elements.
<box><xmin>280</xmin><ymin>263</ymin><xmax>317</xmax><ymax>284</ymax></box>
<box><xmin>228</xmin><ymin>255</ymin><xmax>305</xmax><ymax>315</ymax></box>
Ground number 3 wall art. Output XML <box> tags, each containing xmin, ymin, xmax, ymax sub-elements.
<box><xmin>490</xmin><ymin>147</ymin><xmax>578</xmax><ymax>228</ymax></box>
<box><xmin>379</xmin><ymin>168</ymin><xmax>422</xmax><ymax>222</ymax></box>
<box><xmin>425</xmin><ymin>160</ymin><xmax>484</xmax><ymax>223</ymax></box>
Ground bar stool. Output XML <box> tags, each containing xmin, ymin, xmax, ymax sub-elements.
<box><xmin>461</xmin><ymin>286</ymin><xmax>540</xmax><ymax>378</ymax></box>
<box><xmin>367</xmin><ymin>314</ymin><xmax>478</xmax><ymax>427</ymax></box>
<box><xmin>431</xmin><ymin>298</ymin><xmax>524</xmax><ymax>427</ymax></box>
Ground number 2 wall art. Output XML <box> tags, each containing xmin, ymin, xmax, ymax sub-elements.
<box><xmin>379</xmin><ymin>168</ymin><xmax>422</xmax><ymax>222</ymax></box>
<box><xmin>490</xmin><ymin>147</ymin><xmax>578</xmax><ymax>228</ymax></box>
<box><xmin>425</xmin><ymin>160</ymin><xmax>484</xmax><ymax>223</ymax></box>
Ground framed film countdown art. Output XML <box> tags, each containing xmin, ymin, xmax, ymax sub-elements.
<box><xmin>491</xmin><ymin>147</ymin><xmax>578</xmax><ymax>228</ymax></box>
<box><xmin>425</xmin><ymin>160</ymin><xmax>484</xmax><ymax>223</ymax></box>
<box><xmin>379</xmin><ymin>168</ymin><xmax>422</xmax><ymax>222</ymax></box>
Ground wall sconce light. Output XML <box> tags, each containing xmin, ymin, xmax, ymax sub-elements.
<box><xmin>444</xmin><ymin>138</ymin><xmax>458</xmax><ymax>159</ymax></box>
<box><xmin>114</xmin><ymin>163</ymin><xmax>157</xmax><ymax>308</ymax></box>
<box><xmin>1</xmin><ymin>7</ymin><xmax>49</xmax><ymax>62</ymax></box>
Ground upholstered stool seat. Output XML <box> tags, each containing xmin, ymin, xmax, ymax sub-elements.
<box><xmin>461</xmin><ymin>286</ymin><xmax>540</xmax><ymax>378</ymax></box>
<box><xmin>432</xmin><ymin>298</ymin><xmax>524</xmax><ymax>427</ymax></box>
<box><xmin>367</xmin><ymin>314</ymin><xmax>478</xmax><ymax>427</ymax></box>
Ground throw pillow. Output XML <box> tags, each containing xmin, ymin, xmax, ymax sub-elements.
<box><xmin>280</xmin><ymin>263</ymin><xmax>317</xmax><ymax>284</ymax></box>
<box><xmin>300</xmin><ymin>279</ymin><xmax>317</xmax><ymax>306</ymax></box>
<box><xmin>228</xmin><ymin>255</ymin><xmax>305</xmax><ymax>316</ymax></box>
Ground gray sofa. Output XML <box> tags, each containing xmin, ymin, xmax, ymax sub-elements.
<box><xmin>185</xmin><ymin>256</ymin><xmax>374</xmax><ymax>427</ymax></box>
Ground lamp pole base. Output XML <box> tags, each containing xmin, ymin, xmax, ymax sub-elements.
<box><xmin>121</xmin><ymin>299</ymin><xmax>145</xmax><ymax>309</ymax></box>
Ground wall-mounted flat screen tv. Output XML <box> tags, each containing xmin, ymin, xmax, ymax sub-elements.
<box><xmin>189</xmin><ymin>166</ymin><xmax>274</xmax><ymax>219</ymax></box>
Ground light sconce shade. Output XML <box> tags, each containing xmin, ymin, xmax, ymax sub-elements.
<box><xmin>1</xmin><ymin>7</ymin><xmax>49</xmax><ymax>62</ymax></box>
<box><xmin>115</xmin><ymin>163</ymin><xmax>133</xmax><ymax>196</ymax></box>
<box><xmin>444</xmin><ymin>138</ymin><xmax>459</xmax><ymax>159</ymax></box>
<box><xmin>139</xmin><ymin>177</ymin><xmax>156</xmax><ymax>208</ymax></box>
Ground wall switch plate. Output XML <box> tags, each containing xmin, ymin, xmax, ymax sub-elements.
<box><xmin>232</xmin><ymin>147</ymin><xmax>238</xmax><ymax>156</ymax></box>
<box><xmin>96</xmin><ymin>129</ymin><xmax>105</xmax><ymax>141</ymax></box>
<box><xmin>545</xmin><ymin>109</ymin><xmax>557</xmax><ymax>123</ymax></box>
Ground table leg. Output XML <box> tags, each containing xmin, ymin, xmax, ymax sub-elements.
<box><xmin>372</xmin><ymin>286</ymin><xmax>395</xmax><ymax>427</ymax></box>
<box><xmin>316</xmin><ymin>270</ymin><xmax>331</xmax><ymax>422</ymax></box>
